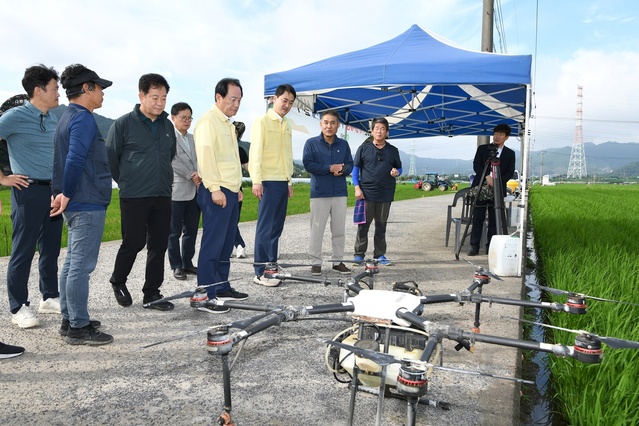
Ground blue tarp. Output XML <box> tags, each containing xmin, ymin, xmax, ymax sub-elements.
<box><xmin>264</xmin><ymin>25</ymin><xmax>532</xmax><ymax>139</ymax></box>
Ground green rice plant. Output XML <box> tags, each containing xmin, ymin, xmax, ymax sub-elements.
<box><xmin>530</xmin><ymin>184</ymin><xmax>639</xmax><ymax>424</ymax></box>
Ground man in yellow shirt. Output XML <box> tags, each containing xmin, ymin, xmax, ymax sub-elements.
<box><xmin>248</xmin><ymin>84</ymin><xmax>296</xmax><ymax>287</ymax></box>
<box><xmin>193</xmin><ymin>78</ymin><xmax>248</xmax><ymax>313</ymax></box>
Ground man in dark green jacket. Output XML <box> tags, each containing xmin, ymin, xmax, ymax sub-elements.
<box><xmin>105</xmin><ymin>73</ymin><xmax>176</xmax><ymax>311</ymax></box>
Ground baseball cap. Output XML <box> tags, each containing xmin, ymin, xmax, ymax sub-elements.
<box><xmin>65</xmin><ymin>69</ymin><xmax>112</xmax><ymax>89</ymax></box>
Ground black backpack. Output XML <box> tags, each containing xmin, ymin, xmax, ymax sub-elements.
<box><xmin>0</xmin><ymin>94</ymin><xmax>29</xmax><ymax>175</ymax></box>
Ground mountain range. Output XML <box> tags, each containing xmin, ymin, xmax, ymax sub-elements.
<box><xmin>53</xmin><ymin>105</ymin><xmax>639</xmax><ymax>179</ymax></box>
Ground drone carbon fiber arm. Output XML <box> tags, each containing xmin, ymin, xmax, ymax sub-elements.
<box><xmin>419</xmin><ymin>291</ymin><xmax>586</xmax><ymax>314</ymax></box>
<box><xmin>395</xmin><ymin>308</ymin><xmax>582</xmax><ymax>362</ymax></box>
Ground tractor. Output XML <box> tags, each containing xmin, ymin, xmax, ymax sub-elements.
<box><xmin>415</xmin><ymin>172</ymin><xmax>450</xmax><ymax>191</ymax></box>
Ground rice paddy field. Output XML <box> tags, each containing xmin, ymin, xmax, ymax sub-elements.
<box><xmin>529</xmin><ymin>184</ymin><xmax>639</xmax><ymax>425</ymax></box>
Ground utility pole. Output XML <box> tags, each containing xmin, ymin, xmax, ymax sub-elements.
<box><xmin>477</xmin><ymin>0</ymin><xmax>493</xmax><ymax>147</ymax></box>
<box><xmin>539</xmin><ymin>150</ymin><xmax>545</xmax><ymax>180</ymax></box>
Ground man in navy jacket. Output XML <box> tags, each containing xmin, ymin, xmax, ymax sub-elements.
<box><xmin>303</xmin><ymin>110</ymin><xmax>353</xmax><ymax>275</ymax></box>
<box><xmin>51</xmin><ymin>64</ymin><xmax>114</xmax><ymax>345</ymax></box>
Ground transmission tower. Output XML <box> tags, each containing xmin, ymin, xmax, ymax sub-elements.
<box><xmin>408</xmin><ymin>142</ymin><xmax>416</xmax><ymax>176</ymax></box>
<box><xmin>567</xmin><ymin>85</ymin><xmax>587</xmax><ymax>178</ymax></box>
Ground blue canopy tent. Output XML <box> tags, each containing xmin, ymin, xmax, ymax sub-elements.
<box><xmin>264</xmin><ymin>24</ymin><xmax>532</xmax><ymax>139</ymax></box>
<box><xmin>264</xmin><ymin>24</ymin><xmax>533</xmax><ymax>275</ymax></box>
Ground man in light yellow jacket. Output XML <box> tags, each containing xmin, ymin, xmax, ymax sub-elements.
<box><xmin>193</xmin><ymin>78</ymin><xmax>249</xmax><ymax>313</ymax></box>
<box><xmin>248</xmin><ymin>84</ymin><xmax>296</xmax><ymax>287</ymax></box>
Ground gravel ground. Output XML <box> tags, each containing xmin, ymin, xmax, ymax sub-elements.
<box><xmin>0</xmin><ymin>193</ymin><xmax>526</xmax><ymax>426</ymax></box>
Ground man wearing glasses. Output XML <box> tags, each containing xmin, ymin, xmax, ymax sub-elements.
<box><xmin>168</xmin><ymin>102</ymin><xmax>201</xmax><ymax>280</ymax></box>
<box><xmin>352</xmin><ymin>117</ymin><xmax>402</xmax><ymax>265</ymax></box>
<box><xmin>0</xmin><ymin>64</ymin><xmax>63</xmax><ymax>329</ymax></box>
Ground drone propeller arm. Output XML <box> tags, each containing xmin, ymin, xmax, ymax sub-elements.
<box><xmin>419</xmin><ymin>294</ymin><xmax>460</xmax><ymax>305</ymax></box>
<box><xmin>455</xmin><ymin>330</ymin><xmax>574</xmax><ymax>359</ymax></box>
<box><xmin>212</xmin><ymin>299</ymin><xmax>285</xmax><ymax>312</ymax></box>
<box><xmin>395</xmin><ymin>308</ymin><xmax>577</xmax><ymax>360</ymax></box>
<box><xmin>303</xmin><ymin>302</ymin><xmax>355</xmax><ymax>315</ymax></box>
<box><xmin>268</xmin><ymin>273</ymin><xmax>326</xmax><ymax>284</ymax></box>
<box><xmin>227</xmin><ymin>303</ymin><xmax>355</xmax><ymax>345</ymax></box>
<box><xmin>230</xmin><ymin>311</ymin><xmax>290</xmax><ymax>344</ymax></box>
<box><xmin>467</xmin><ymin>294</ymin><xmax>584</xmax><ymax>314</ymax></box>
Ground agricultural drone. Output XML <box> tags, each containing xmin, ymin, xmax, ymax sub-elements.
<box><xmin>146</xmin><ymin>259</ymin><xmax>639</xmax><ymax>426</ymax></box>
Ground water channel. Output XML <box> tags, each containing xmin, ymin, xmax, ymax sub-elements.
<box><xmin>520</xmin><ymin>231</ymin><xmax>558</xmax><ymax>425</ymax></box>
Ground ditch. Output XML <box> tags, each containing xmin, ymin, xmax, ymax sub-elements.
<box><xmin>519</xmin><ymin>230</ymin><xmax>563</xmax><ymax>425</ymax></box>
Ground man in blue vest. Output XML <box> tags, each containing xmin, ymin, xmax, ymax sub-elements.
<box><xmin>51</xmin><ymin>64</ymin><xmax>114</xmax><ymax>345</ymax></box>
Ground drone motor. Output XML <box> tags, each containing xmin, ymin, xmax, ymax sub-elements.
<box><xmin>364</xmin><ymin>260</ymin><xmax>380</xmax><ymax>274</ymax></box>
<box><xmin>573</xmin><ymin>334</ymin><xmax>603</xmax><ymax>364</ymax></box>
<box><xmin>190</xmin><ymin>289</ymin><xmax>208</xmax><ymax>307</ymax></box>
<box><xmin>207</xmin><ymin>328</ymin><xmax>232</xmax><ymax>355</ymax></box>
<box><xmin>396</xmin><ymin>365</ymin><xmax>429</xmax><ymax>397</ymax></box>
<box><xmin>566</xmin><ymin>294</ymin><xmax>587</xmax><ymax>315</ymax></box>
<box><xmin>472</xmin><ymin>270</ymin><xmax>491</xmax><ymax>285</ymax></box>
<box><xmin>263</xmin><ymin>263</ymin><xmax>280</xmax><ymax>278</ymax></box>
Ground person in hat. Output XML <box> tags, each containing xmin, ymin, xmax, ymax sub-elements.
<box><xmin>0</xmin><ymin>64</ymin><xmax>63</xmax><ymax>329</ymax></box>
<box><xmin>50</xmin><ymin>63</ymin><xmax>114</xmax><ymax>345</ymax></box>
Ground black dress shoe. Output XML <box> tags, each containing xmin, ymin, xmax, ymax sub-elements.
<box><xmin>112</xmin><ymin>283</ymin><xmax>132</xmax><ymax>307</ymax></box>
<box><xmin>143</xmin><ymin>294</ymin><xmax>175</xmax><ymax>311</ymax></box>
<box><xmin>467</xmin><ymin>246</ymin><xmax>480</xmax><ymax>256</ymax></box>
<box><xmin>173</xmin><ymin>267</ymin><xmax>187</xmax><ymax>280</ymax></box>
<box><xmin>183</xmin><ymin>266</ymin><xmax>198</xmax><ymax>275</ymax></box>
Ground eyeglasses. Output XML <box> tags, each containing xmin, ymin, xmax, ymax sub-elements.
<box><xmin>377</xmin><ymin>153</ymin><xmax>383</xmax><ymax>162</ymax></box>
<box><xmin>39</xmin><ymin>114</ymin><xmax>46</xmax><ymax>131</ymax></box>
<box><xmin>178</xmin><ymin>116</ymin><xmax>193</xmax><ymax>122</ymax></box>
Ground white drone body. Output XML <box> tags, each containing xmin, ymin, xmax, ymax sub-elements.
<box><xmin>347</xmin><ymin>290</ymin><xmax>423</xmax><ymax>326</ymax></box>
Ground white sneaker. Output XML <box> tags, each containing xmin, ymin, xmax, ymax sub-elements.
<box><xmin>236</xmin><ymin>246</ymin><xmax>246</xmax><ymax>259</ymax></box>
<box><xmin>11</xmin><ymin>305</ymin><xmax>39</xmax><ymax>329</ymax></box>
<box><xmin>253</xmin><ymin>275</ymin><xmax>281</xmax><ymax>287</ymax></box>
<box><xmin>38</xmin><ymin>297</ymin><xmax>61</xmax><ymax>314</ymax></box>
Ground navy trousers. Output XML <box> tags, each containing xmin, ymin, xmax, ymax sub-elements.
<box><xmin>254</xmin><ymin>181</ymin><xmax>288</xmax><ymax>276</ymax></box>
<box><xmin>197</xmin><ymin>186</ymin><xmax>238</xmax><ymax>298</ymax></box>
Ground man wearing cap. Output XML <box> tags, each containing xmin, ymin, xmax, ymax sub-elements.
<box><xmin>0</xmin><ymin>64</ymin><xmax>63</xmax><ymax>329</ymax></box>
<box><xmin>50</xmin><ymin>64</ymin><xmax>114</xmax><ymax>345</ymax></box>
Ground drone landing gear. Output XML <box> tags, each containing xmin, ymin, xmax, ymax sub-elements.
<box><xmin>351</xmin><ymin>385</ymin><xmax>451</xmax><ymax>411</ymax></box>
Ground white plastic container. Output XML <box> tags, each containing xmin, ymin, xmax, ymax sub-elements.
<box><xmin>488</xmin><ymin>235</ymin><xmax>520</xmax><ymax>277</ymax></box>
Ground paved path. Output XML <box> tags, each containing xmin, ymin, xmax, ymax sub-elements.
<box><xmin>0</xmin><ymin>192</ymin><xmax>524</xmax><ymax>425</ymax></box>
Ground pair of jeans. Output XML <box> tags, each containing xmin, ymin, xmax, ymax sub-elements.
<box><xmin>60</xmin><ymin>210</ymin><xmax>106</xmax><ymax>328</ymax></box>
<box><xmin>167</xmin><ymin>196</ymin><xmax>201</xmax><ymax>270</ymax></box>
<box><xmin>7</xmin><ymin>185</ymin><xmax>63</xmax><ymax>313</ymax></box>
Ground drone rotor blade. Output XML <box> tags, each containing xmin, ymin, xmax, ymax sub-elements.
<box><xmin>529</xmin><ymin>284</ymin><xmax>639</xmax><ymax>306</ymax></box>
<box><xmin>320</xmin><ymin>338</ymin><xmax>398</xmax><ymax>366</ymax></box>
<box><xmin>500</xmin><ymin>315</ymin><xmax>578</xmax><ymax>334</ymax></box>
<box><xmin>529</xmin><ymin>283</ymin><xmax>571</xmax><ymax>296</ymax></box>
<box><xmin>137</xmin><ymin>326</ymin><xmax>212</xmax><ymax>350</ymax></box>
<box><xmin>597</xmin><ymin>336</ymin><xmax>639</xmax><ymax>350</ymax></box>
<box><xmin>501</xmin><ymin>316</ymin><xmax>639</xmax><ymax>350</ymax></box>
<box><xmin>146</xmin><ymin>290</ymin><xmax>194</xmax><ymax>305</ymax></box>
<box><xmin>432</xmin><ymin>365</ymin><xmax>534</xmax><ymax>385</ymax></box>
<box><xmin>581</xmin><ymin>295</ymin><xmax>639</xmax><ymax>308</ymax></box>
<box><xmin>462</xmin><ymin>258</ymin><xmax>503</xmax><ymax>281</ymax></box>
<box><xmin>196</xmin><ymin>277</ymin><xmax>241</xmax><ymax>290</ymax></box>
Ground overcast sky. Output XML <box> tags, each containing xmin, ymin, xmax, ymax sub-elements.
<box><xmin>1</xmin><ymin>0</ymin><xmax>638</xmax><ymax>162</ymax></box>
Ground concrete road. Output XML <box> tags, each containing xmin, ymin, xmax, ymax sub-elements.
<box><xmin>0</xmin><ymin>193</ymin><xmax>525</xmax><ymax>425</ymax></box>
